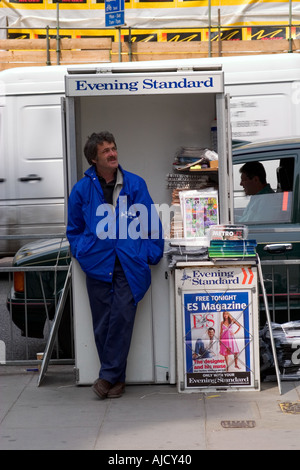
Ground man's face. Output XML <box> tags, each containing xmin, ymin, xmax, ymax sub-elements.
<box><xmin>92</xmin><ymin>141</ymin><xmax>118</xmax><ymax>175</ymax></box>
<box><xmin>208</xmin><ymin>329</ymin><xmax>215</xmax><ymax>339</ymax></box>
<box><xmin>240</xmin><ymin>172</ymin><xmax>259</xmax><ymax>196</ymax></box>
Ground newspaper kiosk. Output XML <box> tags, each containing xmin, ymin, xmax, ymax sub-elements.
<box><xmin>62</xmin><ymin>61</ymin><xmax>233</xmax><ymax>385</ymax></box>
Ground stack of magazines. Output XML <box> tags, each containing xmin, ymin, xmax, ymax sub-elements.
<box><xmin>164</xmin><ymin>242</ymin><xmax>209</xmax><ymax>268</ymax></box>
<box><xmin>260</xmin><ymin>321</ymin><xmax>300</xmax><ymax>380</ymax></box>
<box><xmin>173</xmin><ymin>147</ymin><xmax>218</xmax><ymax>171</ymax></box>
<box><xmin>208</xmin><ymin>224</ymin><xmax>257</xmax><ymax>259</ymax></box>
<box><xmin>208</xmin><ymin>239</ymin><xmax>257</xmax><ymax>259</ymax></box>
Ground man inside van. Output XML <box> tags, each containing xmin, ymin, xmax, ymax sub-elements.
<box><xmin>67</xmin><ymin>131</ymin><xmax>164</xmax><ymax>399</ymax></box>
<box><xmin>239</xmin><ymin>161</ymin><xmax>274</xmax><ymax>223</ymax></box>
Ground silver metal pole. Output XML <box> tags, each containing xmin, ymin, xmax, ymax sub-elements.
<box><xmin>288</xmin><ymin>0</ymin><xmax>293</xmax><ymax>52</ymax></box>
<box><xmin>56</xmin><ymin>2</ymin><xmax>61</xmax><ymax>65</ymax></box>
<box><xmin>117</xmin><ymin>26</ymin><xmax>122</xmax><ymax>62</ymax></box>
<box><xmin>257</xmin><ymin>256</ymin><xmax>282</xmax><ymax>395</ymax></box>
<box><xmin>208</xmin><ymin>0</ymin><xmax>212</xmax><ymax>57</ymax></box>
<box><xmin>46</xmin><ymin>25</ymin><xmax>51</xmax><ymax>65</ymax></box>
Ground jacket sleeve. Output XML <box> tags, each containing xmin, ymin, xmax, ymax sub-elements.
<box><xmin>66</xmin><ymin>184</ymin><xmax>85</xmax><ymax>258</ymax></box>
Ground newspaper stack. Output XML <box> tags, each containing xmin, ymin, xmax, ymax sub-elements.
<box><xmin>208</xmin><ymin>239</ymin><xmax>257</xmax><ymax>259</ymax></box>
<box><xmin>207</xmin><ymin>224</ymin><xmax>256</xmax><ymax>259</ymax></box>
<box><xmin>260</xmin><ymin>321</ymin><xmax>300</xmax><ymax>380</ymax></box>
<box><xmin>173</xmin><ymin>147</ymin><xmax>218</xmax><ymax>171</ymax></box>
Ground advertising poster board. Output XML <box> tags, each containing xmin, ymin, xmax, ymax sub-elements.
<box><xmin>179</xmin><ymin>190</ymin><xmax>219</xmax><ymax>245</ymax></box>
<box><xmin>175</xmin><ymin>262</ymin><xmax>260</xmax><ymax>392</ymax></box>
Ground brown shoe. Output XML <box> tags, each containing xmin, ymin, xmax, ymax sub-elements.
<box><xmin>107</xmin><ymin>382</ymin><xmax>125</xmax><ymax>398</ymax></box>
<box><xmin>92</xmin><ymin>378</ymin><xmax>112</xmax><ymax>399</ymax></box>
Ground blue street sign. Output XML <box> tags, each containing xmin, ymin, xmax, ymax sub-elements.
<box><xmin>105</xmin><ymin>0</ymin><xmax>125</xmax><ymax>27</ymax></box>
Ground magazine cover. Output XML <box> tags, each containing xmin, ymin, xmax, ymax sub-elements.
<box><xmin>183</xmin><ymin>290</ymin><xmax>254</xmax><ymax>388</ymax></box>
<box><xmin>179</xmin><ymin>190</ymin><xmax>219</xmax><ymax>243</ymax></box>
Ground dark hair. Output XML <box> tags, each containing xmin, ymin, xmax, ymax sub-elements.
<box><xmin>239</xmin><ymin>161</ymin><xmax>267</xmax><ymax>185</ymax></box>
<box><xmin>84</xmin><ymin>131</ymin><xmax>117</xmax><ymax>165</ymax></box>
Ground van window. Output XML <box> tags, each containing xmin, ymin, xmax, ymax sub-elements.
<box><xmin>233</xmin><ymin>157</ymin><xmax>294</xmax><ymax>224</ymax></box>
<box><xmin>20</xmin><ymin>105</ymin><xmax>62</xmax><ymax>160</ymax></box>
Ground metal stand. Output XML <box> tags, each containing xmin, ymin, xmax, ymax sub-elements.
<box><xmin>37</xmin><ymin>262</ymin><xmax>72</xmax><ymax>386</ymax></box>
<box><xmin>257</xmin><ymin>255</ymin><xmax>282</xmax><ymax>395</ymax></box>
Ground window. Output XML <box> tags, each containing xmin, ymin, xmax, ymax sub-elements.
<box><xmin>233</xmin><ymin>157</ymin><xmax>294</xmax><ymax>225</ymax></box>
<box><xmin>20</xmin><ymin>105</ymin><xmax>62</xmax><ymax>161</ymax></box>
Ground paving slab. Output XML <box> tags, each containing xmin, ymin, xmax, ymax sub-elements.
<box><xmin>0</xmin><ymin>366</ymin><xmax>300</xmax><ymax>451</ymax></box>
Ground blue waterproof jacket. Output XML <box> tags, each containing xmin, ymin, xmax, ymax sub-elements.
<box><xmin>67</xmin><ymin>165</ymin><xmax>164</xmax><ymax>304</ymax></box>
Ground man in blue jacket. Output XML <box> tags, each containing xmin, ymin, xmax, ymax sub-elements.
<box><xmin>67</xmin><ymin>131</ymin><xmax>164</xmax><ymax>399</ymax></box>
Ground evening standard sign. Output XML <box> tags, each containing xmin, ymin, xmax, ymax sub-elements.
<box><xmin>179</xmin><ymin>265</ymin><xmax>255</xmax><ymax>289</ymax></box>
<box><xmin>65</xmin><ymin>72</ymin><xmax>224</xmax><ymax>96</ymax></box>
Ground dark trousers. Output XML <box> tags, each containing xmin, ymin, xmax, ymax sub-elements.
<box><xmin>86</xmin><ymin>263</ymin><xmax>137</xmax><ymax>384</ymax></box>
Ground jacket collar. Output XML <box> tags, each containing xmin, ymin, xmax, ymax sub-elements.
<box><xmin>85</xmin><ymin>164</ymin><xmax>124</xmax><ymax>180</ymax></box>
<box><xmin>85</xmin><ymin>165</ymin><xmax>127</xmax><ymax>193</ymax></box>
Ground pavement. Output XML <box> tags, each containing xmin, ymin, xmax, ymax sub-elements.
<box><xmin>0</xmin><ymin>364</ymin><xmax>300</xmax><ymax>451</ymax></box>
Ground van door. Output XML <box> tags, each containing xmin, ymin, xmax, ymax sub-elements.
<box><xmin>232</xmin><ymin>145</ymin><xmax>300</xmax><ymax>325</ymax></box>
<box><xmin>0</xmin><ymin>105</ymin><xmax>7</xmax><ymax>201</ymax></box>
<box><xmin>13</xmin><ymin>94</ymin><xmax>65</xmax><ymax>244</ymax></box>
<box><xmin>15</xmin><ymin>94</ymin><xmax>63</xmax><ymax>199</ymax></box>
<box><xmin>0</xmin><ymin>104</ymin><xmax>18</xmax><ymax>254</ymax></box>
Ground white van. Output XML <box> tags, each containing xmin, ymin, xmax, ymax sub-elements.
<box><xmin>0</xmin><ymin>66</ymin><xmax>66</xmax><ymax>255</ymax></box>
<box><xmin>1</xmin><ymin>53</ymin><xmax>300</xmax><ymax>255</ymax></box>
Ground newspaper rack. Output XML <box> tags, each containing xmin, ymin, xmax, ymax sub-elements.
<box><xmin>174</xmin><ymin>255</ymin><xmax>282</xmax><ymax>394</ymax></box>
